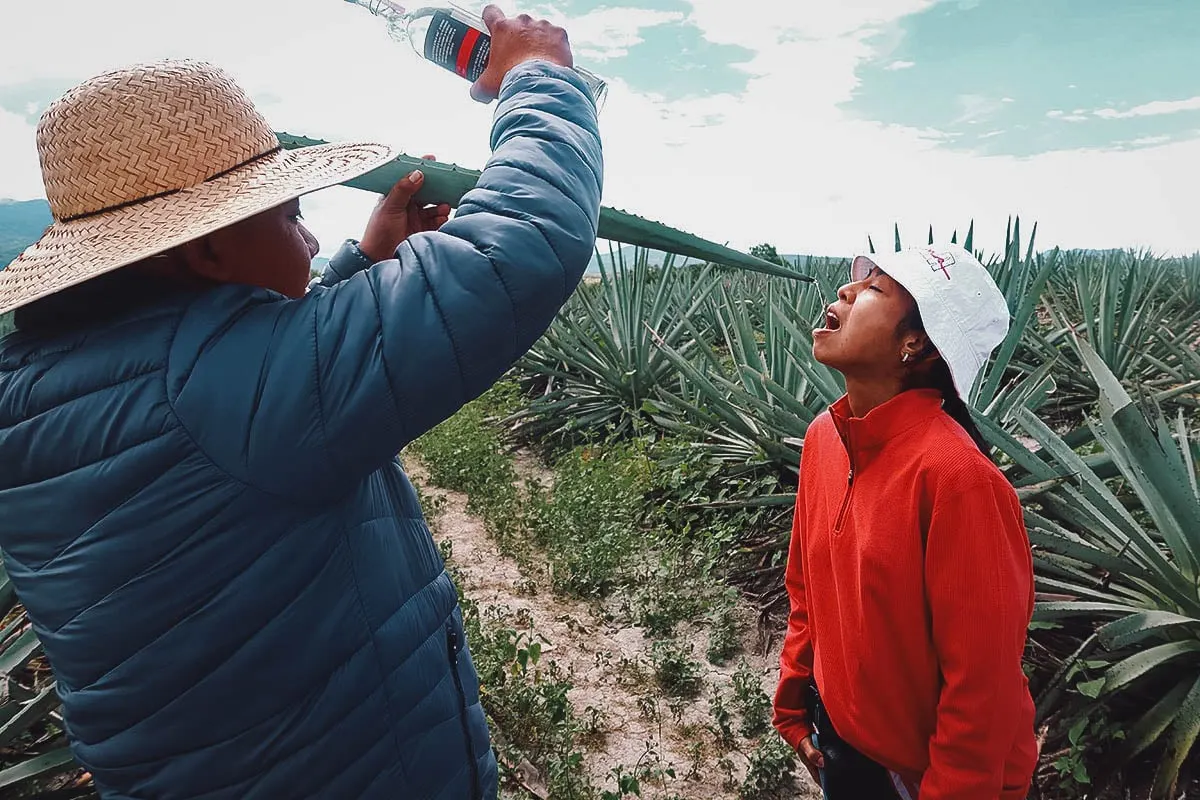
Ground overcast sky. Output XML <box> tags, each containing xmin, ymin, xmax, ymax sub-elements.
<box><xmin>1</xmin><ymin>0</ymin><xmax>1197</xmax><ymax>259</ymax></box>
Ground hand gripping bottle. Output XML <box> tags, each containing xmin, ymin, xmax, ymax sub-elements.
<box><xmin>345</xmin><ymin>0</ymin><xmax>609</xmax><ymax>110</ymax></box>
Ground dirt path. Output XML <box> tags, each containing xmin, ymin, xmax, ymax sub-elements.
<box><xmin>406</xmin><ymin>451</ymin><xmax>821</xmax><ymax>800</ymax></box>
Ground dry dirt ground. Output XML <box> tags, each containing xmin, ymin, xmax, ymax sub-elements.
<box><xmin>406</xmin><ymin>452</ymin><xmax>822</xmax><ymax>800</ymax></box>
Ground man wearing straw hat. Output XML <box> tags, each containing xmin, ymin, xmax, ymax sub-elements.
<box><xmin>0</xmin><ymin>6</ymin><xmax>599</xmax><ymax>799</ymax></box>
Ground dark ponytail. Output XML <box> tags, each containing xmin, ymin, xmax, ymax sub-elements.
<box><xmin>899</xmin><ymin>306</ymin><xmax>992</xmax><ymax>458</ymax></box>
<box><xmin>928</xmin><ymin>359</ymin><xmax>991</xmax><ymax>456</ymax></box>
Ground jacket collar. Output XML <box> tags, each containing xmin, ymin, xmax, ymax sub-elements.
<box><xmin>829</xmin><ymin>388</ymin><xmax>944</xmax><ymax>463</ymax></box>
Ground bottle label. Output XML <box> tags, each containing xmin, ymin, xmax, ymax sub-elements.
<box><xmin>423</xmin><ymin>11</ymin><xmax>490</xmax><ymax>81</ymax></box>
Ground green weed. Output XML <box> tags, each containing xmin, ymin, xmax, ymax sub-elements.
<box><xmin>732</xmin><ymin>658</ymin><xmax>772</xmax><ymax>739</ymax></box>
<box><xmin>706</xmin><ymin>587</ymin><xmax>741</xmax><ymax>665</ymax></box>
<box><xmin>739</xmin><ymin>734</ymin><xmax>797</xmax><ymax>800</ymax></box>
<box><xmin>525</xmin><ymin>441</ymin><xmax>651</xmax><ymax>599</ymax></box>
<box><xmin>708</xmin><ymin>686</ymin><xmax>735</xmax><ymax>748</ymax></box>
<box><xmin>650</xmin><ymin>640</ymin><xmax>703</xmax><ymax>699</ymax></box>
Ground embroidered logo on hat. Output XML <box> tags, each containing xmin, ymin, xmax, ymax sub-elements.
<box><xmin>919</xmin><ymin>247</ymin><xmax>956</xmax><ymax>280</ymax></box>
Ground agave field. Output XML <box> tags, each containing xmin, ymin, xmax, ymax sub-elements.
<box><xmin>0</xmin><ymin>220</ymin><xmax>1197</xmax><ymax>799</ymax></box>
<box><xmin>493</xmin><ymin>219</ymin><xmax>1200</xmax><ymax>799</ymax></box>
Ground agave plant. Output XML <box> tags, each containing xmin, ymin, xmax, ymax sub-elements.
<box><xmin>507</xmin><ymin>245</ymin><xmax>725</xmax><ymax>442</ymax></box>
<box><xmin>1009</xmin><ymin>337</ymin><xmax>1200</xmax><ymax>798</ymax></box>
<box><xmin>0</xmin><ymin>563</ymin><xmax>91</xmax><ymax>795</ymax></box>
<box><xmin>1043</xmin><ymin>250</ymin><xmax>1200</xmax><ymax>413</ymax></box>
<box><xmin>645</xmin><ymin>276</ymin><xmax>840</xmax><ymax>472</ymax></box>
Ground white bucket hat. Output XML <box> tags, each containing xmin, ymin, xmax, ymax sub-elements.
<box><xmin>850</xmin><ymin>243</ymin><xmax>1010</xmax><ymax>401</ymax></box>
<box><xmin>0</xmin><ymin>59</ymin><xmax>398</xmax><ymax>317</ymax></box>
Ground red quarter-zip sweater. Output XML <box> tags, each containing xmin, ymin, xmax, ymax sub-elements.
<box><xmin>773</xmin><ymin>389</ymin><xmax>1038</xmax><ymax>799</ymax></box>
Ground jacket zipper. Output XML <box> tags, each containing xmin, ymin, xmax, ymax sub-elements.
<box><xmin>834</xmin><ymin>428</ymin><xmax>856</xmax><ymax>532</ymax></box>
<box><xmin>447</xmin><ymin>625</ymin><xmax>482</xmax><ymax>800</ymax></box>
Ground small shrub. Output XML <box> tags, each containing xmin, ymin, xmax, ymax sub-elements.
<box><xmin>651</xmin><ymin>639</ymin><xmax>703</xmax><ymax>698</ymax></box>
<box><xmin>526</xmin><ymin>440</ymin><xmax>651</xmax><ymax>598</ymax></box>
<box><xmin>706</xmin><ymin>587</ymin><xmax>740</xmax><ymax>665</ymax></box>
<box><xmin>739</xmin><ymin>734</ymin><xmax>797</xmax><ymax>800</ymax></box>
<box><xmin>451</xmin><ymin>582</ymin><xmax>594</xmax><ymax>797</ymax></box>
<box><xmin>732</xmin><ymin>658</ymin><xmax>771</xmax><ymax>739</ymax></box>
<box><xmin>629</xmin><ymin>563</ymin><xmax>707</xmax><ymax>638</ymax></box>
<box><xmin>708</xmin><ymin>686</ymin><xmax>735</xmax><ymax>747</ymax></box>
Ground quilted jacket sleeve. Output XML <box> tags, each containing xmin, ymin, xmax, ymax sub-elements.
<box><xmin>169</xmin><ymin>60</ymin><xmax>602</xmax><ymax>499</ymax></box>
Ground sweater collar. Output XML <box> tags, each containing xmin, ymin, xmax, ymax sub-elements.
<box><xmin>829</xmin><ymin>388</ymin><xmax>944</xmax><ymax>457</ymax></box>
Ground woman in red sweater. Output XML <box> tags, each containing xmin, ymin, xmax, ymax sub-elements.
<box><xmin>772</xmin><ymin>244</ymin><xmax>1038</xmax><ymax>799</ymax></box>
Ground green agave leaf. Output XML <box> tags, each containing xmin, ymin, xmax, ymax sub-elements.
<box><xmin>0</xmin><ymin>563</ymin><xmax>13</xmax><ymax>613</ymax></box>
<box><xmin>1151</xmin><ymin>672</ymin><xmax>1200</xmax><ymax>798</ymax></box>
<box><xmin>1035</xmin><ymin>575</ymin><xmax>1151</xmax><ymax>606</ymax></box>
<box><xmin>278</xmin><ymin>132</ymin><xmax>810</xmax><ymax>280</ymax></box>
<box><xmin>1116</xmin><ymin>674</ymin><xmax>1193</xmax><ymax>763</ymax></box>
<box><xmin>976</xmin><ymin>249</ymin><xmax>1059</xmax><ymax>406</ymax></box>
<box><xmin>1026</xmin><ymin>529</ymin><xmax>1153</xmax><ymax>586</ymax></box>
<box><xmin>1036</xmin><ymin>633</ymin><xmax>1100</xmax><ymax>723</ymax></box>
<box><xmin>1178</xmin><ymin>410</ymin><xmax>1199</xmax><ymax>500</ymax></box>
<box><xmin>1033</xmin><ymin>601</ymin><xmax>1139</xmax><ymax>622</ymax></box>
<box><xmin>0</xmin><ymin>629</ymin><xmax>40</xmax><ymax>679</ymax></box>
<box><xmin>0</xmin><ymin>747</ymin><xmax>77</xmax><ymax>789</ymax></box>
<box><xmin>1103</xmin><ymin>640</ymin><xmax>1200</xmax><ymax>695</ymax></box>
<box><xmin>1014</xmin><ymin>409</ymin><xmax>1200</xmax><ymax>608</ymax></box>
<box><xmin>1075</xmin><ymin>336</ymin><xmax>1200</xmax><ymax>578</ymax></box>
<box><xmin>0</xmin><ymin>684</ymin><xmax>60</xmax><ymax>749</ymax></box>
<box><xmin>1097</xmin><ymin>611</ymin><xmax>1200</xmax><ymax>650</ymax></box>
<box><xmin>973</xmin><ymin>413</ymin><xmax>1057</xmax><ymax>483</ymax></box>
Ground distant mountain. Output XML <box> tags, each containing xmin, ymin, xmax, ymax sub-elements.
<box><xmin>0</xmin><ymin>199</ymin><xmax>52</xmax><ymax>269</ymax></box>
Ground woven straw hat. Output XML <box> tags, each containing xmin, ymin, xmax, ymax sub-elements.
<box><xmin>0</xmin><ymin>59</ymin><xmax>397</xmax><ymax>317</ymax></box>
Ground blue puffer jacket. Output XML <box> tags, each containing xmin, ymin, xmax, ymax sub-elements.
<box><xmin>0</xmin><ymin>60</ymin><xmax>601</xmax><ymax>800</ymax></box>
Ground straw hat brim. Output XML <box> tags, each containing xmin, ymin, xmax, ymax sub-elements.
<box><xmin>0</xmin><ymin>140</ymin><xmax>397</xmax><ymax>317</ymax></box>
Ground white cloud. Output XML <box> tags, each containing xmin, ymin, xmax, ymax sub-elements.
<box><xmin>0</xmin><ymin>0</ymin><xmax>1197</xmax><ymax>264</ymax></box>
<box><xmin>1094</xmin><ymin>95</ymin><xmax>1200</xmax><ymax>120</ymax></box>
<box><xmin>1046</xmin><ymin>109</ymin><xmax>1089</xmax><ymax>123</ymax></box>
<box><xmin>952</xmin><ymin>94</ymin><xmax>1005</xmax><ymax>125</ymax></box>
<box><xmin>542</xmin><ymin>7</ymin><xmax>686</xmax><ymax>61</ymax></box>
<box><xmin>886</xmin><ymin>60</ymin><xmax>915</xmax><ymax>71</ymax></box>
<box><xmin>0</xmin><ymin>109</ymin><xmax>41</xmax><ymax>196</ymax></box>
<box><xmin>1127</xmin><ymin>135</ymin><xmax>1172</xmax><ymax>146</ymax></box>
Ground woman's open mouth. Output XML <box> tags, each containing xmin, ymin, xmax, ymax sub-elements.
<box><xmin>815</xmin><ymin>306</ymin><xmax>841</xmax><ymax>334</ymax></box>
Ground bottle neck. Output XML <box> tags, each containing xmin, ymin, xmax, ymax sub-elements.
<box><xmin>365</xmin><ymin>0</ymin><xmax>406</xmax><ymax>18</ymax></box>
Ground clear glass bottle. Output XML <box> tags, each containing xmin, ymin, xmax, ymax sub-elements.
<box><xmin>345</xmin><ymin>0</ymin><xmax>608</xmax><ymax>110</ymax></box>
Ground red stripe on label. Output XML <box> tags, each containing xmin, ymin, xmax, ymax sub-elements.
<box><xmin>456</xmin><ymin>28</ymin><xmax>480</xmax><ymax>78</ymax></box>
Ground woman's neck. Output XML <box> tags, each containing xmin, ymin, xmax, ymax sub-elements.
<box><xmin>843</xmin><ymin>376</ymin><xmax>906</xmax><ymax>419</ymax></box>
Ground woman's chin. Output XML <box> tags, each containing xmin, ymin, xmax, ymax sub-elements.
<box><xmin>811</xmin><ymin>330</ymin><xmax>837</xmax><ymax>366</ymax></box>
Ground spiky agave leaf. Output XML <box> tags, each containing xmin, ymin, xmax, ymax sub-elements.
<box><xmin>1018</xmin><ymin>337</ymin><xmax>1200</xmax><ymax>798</ymax></box>
<box><xmin>508</xmin><ymin>246</ymin><xmax>724</xmax><ymax>442</ymax></box>
<box><xmin>1043</xmin><ymin>250</ymin><xmax>1200</xmax><ymax>414</ymax></box>
<box><xmin>0</xmin><ymin>563</ymin><xmax>83</xmax><ymax>793</ymax></box>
